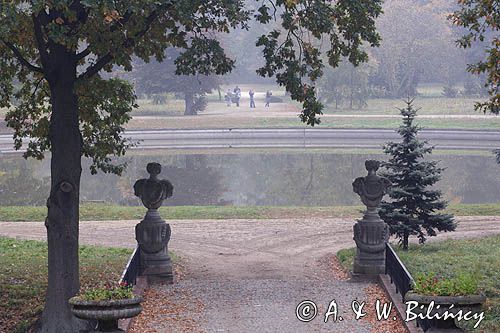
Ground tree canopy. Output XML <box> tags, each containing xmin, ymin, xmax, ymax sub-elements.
<box><xmin>450</xmin><ymin>0</ymin><xmax>500</xmax><ymax>163</ymax></box>
<box><xmin>0</xmin><ymin>1</ymin><xmax>384</xmax><ymax>170</ymax></box>
<box><xmin>0</xmin><ymin>1</ymin><xmax>384</xmax><ymax>331</ymax></box>
<box><xmin>0</xmin><ymin>0</ymin><xmax>252</xmax><ymax>174</ymax></box>
<box><xmin>316</xmin><ymin>60</ymin><xmax>374</xmax><ymax>109</ymax></box>
<box><xmin>296</xmin><ymin>0</ymin><xmax>488</xmax><ymax>104</ymax></box>
<box><xmin>450</xmin><ymin>0</ymin><xmax>499</xmax><ymax>115</ymax></box>
<box><xmin>372</xmin><ymin>0</ymin><xmax>464</xmax><ymax>97</ymax></box>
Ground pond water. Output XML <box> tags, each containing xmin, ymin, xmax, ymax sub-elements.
<box><xmin>0</xmin><ymin>152</ymin><xmax>499</xmax><ymax>206</ymax></box>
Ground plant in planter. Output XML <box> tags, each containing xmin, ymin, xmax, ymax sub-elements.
<box><xmin>69</xmin><ymin>282</ymin><xmax>143</xmax><ymax>333</ymax></box>
<box><xmin>405</xmin><ymin>272</ymin><xmax>486</xmax><ymax>331</ymax></box>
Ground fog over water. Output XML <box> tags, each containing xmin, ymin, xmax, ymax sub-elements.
<box><xmin>1</xmin><ymin>152</ymin><xmax>498</xmax><ymax>206</ymax></box>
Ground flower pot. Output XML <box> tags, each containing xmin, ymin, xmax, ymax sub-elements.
<box><xmin>405</xmin><ymin>292</ymin><xmax>486</xmax><ymax>331</ymax></box>
<box><xmin>69</xmin><ymin>296</ymin><xmax>143</xmax><ymax>332</ymax></box>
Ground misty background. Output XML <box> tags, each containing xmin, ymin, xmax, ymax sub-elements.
<box><xmin>1</xmin><ymin>0</ymin><xmax>498</xmax><ymax>207</ymax></box>
<box><xmin>118</xmin><ymin>0</ymin><xmax>491</xmax><ymax>115</ymax></box>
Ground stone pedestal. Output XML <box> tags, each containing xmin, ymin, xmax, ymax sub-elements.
<box><xmin>352</xmin><ymin>160</ymin><xmax>391</xmax><ymax>275</ymax></box>
<box><xmin>133</xmin><ymin>163</ymin><xmax>174</xmax><ymax>284</ymax></box>
<box><xmin>135</xmin><ymin>210</ymin><xmax>173</xmax><ymax>284</ymax></box>
<box><xmin>353</xmin><ymin>210</ymin><xmax>389</xmax><ymax>275</ymax></box>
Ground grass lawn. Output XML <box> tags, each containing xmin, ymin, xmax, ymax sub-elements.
<box><xmin>4</xmin><ymin>95</ymin><xmax>499</xmax><ymax>131</ymax></box>
<box><xmin>0</xmin><ymin>237</ymin><xmax>133</xmax><ymax>333</ymax></box>
<box><xmin>0</xmin><ymin>204</ymin><xmax>363</xmax><ymax>221</ymax></box>
<box><xmin>125</xmin><ymin>112</ymin><xmax>500</xmax><ymax>130</ymax></box>
<box><xmin>323</xmin><ymin>97</ymin><xmax>486</xmax><ymax>115</ymax></box>
<box><xmin>124</xmin><ymin>147</ymin><xmax>494</xmax><ymax>157</ymax></box>
<box><xmin>124</xmin><ymin>83</ymin><xmax>498</xmax><ymax>130</ymax></box>
<box><xmin>316</xmin><ymin>117</ymin><xmax>500</xmax><ymax>130</ymax></box>
<box><xmin>0</xmin><ymin>203</ymin><xmax>499</xmax><ymax>222</ymax></box>
<box><xmin>132</xmin><ymin>86</ymin><xmax>487</xmax><ymax>117</ymax></box>
<box><xmin>337</xmin><ymin>236</ymin><xmax>500</xmax><ymax>332</ymax></box>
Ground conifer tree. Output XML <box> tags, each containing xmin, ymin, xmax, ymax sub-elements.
<box><xmin>379</xmin><ymin>99</ymin><xmax>456</xmax><ymax>250</ymax></box>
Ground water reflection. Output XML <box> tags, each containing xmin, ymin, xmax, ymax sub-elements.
<box><xmin>0</xmin><ymin>153</ymin><xmax>498</xmax><ymax>206</ymax></box>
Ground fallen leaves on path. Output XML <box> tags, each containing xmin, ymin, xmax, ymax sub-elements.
<box><xmin>313</xmin><ymin>253</ymin><xmax>350</xmax><ymax>281</ymax></box>
<box><xmin>129</xmin><ymin>259</ymin><xmax>205</xmax><ymax>333</ymax></box>
<box><xmin>129</xmin><ymin>287</ymin><xmax>205</xmax><ymax>333</ymax></box>
<box><xmin>363</xmin><ymin>284</ymin><xmax>408</xmax><ymax>333</ymax></box>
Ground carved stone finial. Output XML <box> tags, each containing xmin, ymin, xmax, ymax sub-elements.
<box><xmin>365</xmin><ymin>160</ymin><xmax>379</xmax><ymax>172</ymax></box>
<box><xmin>146</xmin><ymin>162</ymin><xmax>161</xmax><ymax>177</ymax></box>
<box><xmin>134</xmin><ymin>162</ymin><xmax>173</xmax><ymax>210</ymax></box>
<box><xmin>134</xmin><ymin>162</ymin><xmax>175</xmax><ymax>284</ymax></box>
<box><xmin>351</xmin><ymin>160</ymin><xmax>392</xmax><ymax>275</ymax></box>
<box><xmin>352</xmin><ymin>160</ymin><xmax>391</xmax><ymax>210</ymax></box>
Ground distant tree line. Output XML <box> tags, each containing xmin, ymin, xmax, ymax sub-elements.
<box><xmin>313</xmin><ymin>0</ymin><xmax>491</xmax><ymax>109</ymax></box>
<box><xmin>130</xmin><ymin>48</ymin><xmax>219</xmax><ymax>115</ymax></box>
<box><xmin>127</xmin><ymin>0</ymin><xmax>495</xmax><ymax>114</ymax></box>
<box><xmin>218</xmin><ymin>0</ymin><xmax>491</xmax><ymax>110</ymax></box>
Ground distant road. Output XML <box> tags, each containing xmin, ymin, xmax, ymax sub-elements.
<box><xmin>1</xmin><ymin>128</ymin><xmax>499</xmax><ymax>153</ymax></box>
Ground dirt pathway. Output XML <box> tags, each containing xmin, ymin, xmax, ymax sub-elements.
<box><xmin>1</xmin><ymin>216</ymin><xmax>498</xmax><ymax>332</ymax></box>
<box><xmin>0</xmin><ymin>216</ymin><xmax>498</xmax><ymax>280</ymax></box>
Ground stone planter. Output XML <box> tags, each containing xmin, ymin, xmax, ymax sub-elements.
<box><xmin>69</xmin><ymin>296</ymin><xmax>143</xmax><ymax>332</ymax></box>
<box><xmin>405</xmin><ymin>292</ymin><xmax>486</xmax><ymax>331</ymax></box>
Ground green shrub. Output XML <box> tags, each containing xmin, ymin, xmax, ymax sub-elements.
<box><xmin>413</xmin><ymin>272</ymin><xmax>478</xmax><ymax>296</ymax></box>
<box><xmin>337</xmin><ymin>248</ymin><xmax>355</xmax><ymax>271</ymax></box>
<box><xmin>77</xmin><ymin>282</ymin><xmax>134</xmax><ymax>301</ymax></box>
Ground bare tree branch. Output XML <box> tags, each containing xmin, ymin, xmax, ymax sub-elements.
<box><xmin>75</xmin><ymin>8</ymin><xmax>133</xmax><ymax>62</ymax></box>
<box><xmin>2</xmin><ymin>40</ymin><xmax>44</xmax><ymax>73</ymax></box>
<box><xmin>75</xmin><ymin>46</ymin><xmax>92</xmax><ymax>61</ymax></box>
<box><xmin>77</xmin><ymin>8</ymin><xmax>165</xmax><ymax>81</ymax></box>
<box><xmin>78</xmin><ymin>53</ymin><xmax>113</xmax><ymax>80</ymax></box>
<box><xmin>32</xmin><ymin>14</ymin><xmax>50</xmax><ymax>68</ymax></box>
<box><xmin>267</xmin><ymin>0</ymin><xmax>278</xmax><ymax>21</ymax></box>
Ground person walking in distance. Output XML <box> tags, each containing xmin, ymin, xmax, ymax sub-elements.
<box><xmin>249</xmin><ymin>89</ymin><xmax>256</xmax><ymax>108</ymax></box>
<box><xmin>233</xmin><ymin>86</ymin><xmax>241</xmax><ymax>107</ymax></box>
<box><xmin>225</xmin><ymin>89</ymin><xmax>232</xmax><ymax>106</ymax></box>
<box><xmin>265</xmin><ymin>90</ymin><xmax>272</xmax><ymax>107</ymax></box>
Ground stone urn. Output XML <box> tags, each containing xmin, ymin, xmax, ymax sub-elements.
<box><xmin>405</xmin><ymin>292</ymin><xmax>486</xmax><ymax>331</ymax></box>
<box><xmin>69</xmin><ymin>296</ymin><xmax>143</xmax><ymax>332</ymax></box>
<box><xmin>352</xmin><ymin>160</ymin><xmax>391</xmax><ymax>275</ymax></box>
<box><xmin>134</xmin><ymin>162</ymin><xmax>175</xmax><ymax>284</ymax></box>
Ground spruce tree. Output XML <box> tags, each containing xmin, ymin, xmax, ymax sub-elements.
<box><xmin>379</xmin><ymin>99</ymin><xmax>456</xmax><ymax>250</ymax></box>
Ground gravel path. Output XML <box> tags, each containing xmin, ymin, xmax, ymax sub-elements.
<box><xmin>0</xmin><ymin>216</ymin><xmax>498</xmax><ymax>280</ymax></box>
<box><xmin>133</xmin><ymin>279</ymin><xmax>375</xmax><ymax>333</ymax></box>
<box><xmin>1</xmin><ymin>216</ymin><xmax>498</xmax><ymax>332</ymax></box>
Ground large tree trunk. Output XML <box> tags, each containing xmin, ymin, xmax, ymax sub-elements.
<box><xmin>184</xmin><ymin>92</ymin><xmax>196</xmax><ymax>115</ymax></box>
<box><xmin>39</xmin><ymin>47</ymin><xmax>85</xmax><ymax>333</ymax></box>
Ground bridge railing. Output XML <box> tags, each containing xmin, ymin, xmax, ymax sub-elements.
<box><xmin>385</xmin><ymin>243</ymin><xmax>431</xmax><ymax>331</ymax></box>
<box><xmin>385</xmin><ymin>243</ymin><xmax>414</xmax><ymax>301</ymax></box>
<box><xmin>120</xmin><ymin>246</ymin><xmax>141</xmax><ymax>286</ymax></box>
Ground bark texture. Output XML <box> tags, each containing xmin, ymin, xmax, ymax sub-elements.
<box><xmin>39</xmin><ymin>46</ymin><xmax>85</xmax><ymax>333</ymax></box>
